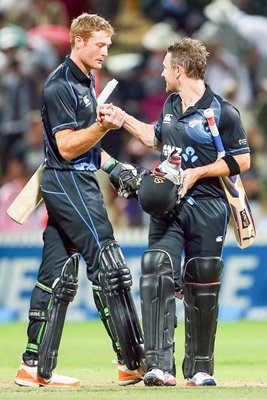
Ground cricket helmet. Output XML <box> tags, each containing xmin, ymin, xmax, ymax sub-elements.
<box><xmin>138</xmin><ymin>174</ymin><xmax>178</xmax><ymax>216</ymax></box>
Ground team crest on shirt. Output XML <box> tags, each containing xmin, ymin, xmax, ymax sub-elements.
<box><xmin>83</xmin><ymin>95</ymin><xmax>91</xmax><ymax>107</ymax></box>
<box><xmin>163</xmin><ymin>114</ymin><xmax>173</xmax><ymax>123</ymax></box>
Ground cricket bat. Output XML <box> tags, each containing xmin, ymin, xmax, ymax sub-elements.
<box><xmin>204</xmin><ymin>108</ymin><xmax>256</xmax><ymax>249</ymax></box>
<box><xmin>6</xmin><ymin>78</ymin><xmax>119</xmax><ymax>224</ymax></box>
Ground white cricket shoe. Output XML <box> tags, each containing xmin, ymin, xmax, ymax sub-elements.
<box><xmin>186</xmin><ymin>372</ymin><xmax>217</xmax><ymax>386</ymax></box>
<box><xmin>144</xmin><ymin>368</ymin><xmax>176</xmax><ymax>386</ymax></box>
<box><xmin>15</xmin><ymin>361</ymin><xmax>80</xmax><ymax>387</ymax></box>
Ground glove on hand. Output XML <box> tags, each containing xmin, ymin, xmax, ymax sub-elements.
<box><xmin>102</xmin><ymin>158</ymin><xmax>139</xmax><ymax>199</ymax></box>
<box><xmin>154</xmin><ymin>152</ymin><xmax>183</xmax><ymax>186</ymax></box>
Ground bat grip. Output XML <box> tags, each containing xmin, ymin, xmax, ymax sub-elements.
<box><xmin>97</xmin><ymin>79</ymin><xmax>118</xmax><ymax>105</ymax></box>
<box><xmin>212</xmin><ymin>135</ymin><xmax>225</xmax><ymax>157</ymax></box>
<box><xmin>204</xmin><ymin>108</ymin><xmax>225</xmax><ymax>157</ymax></box>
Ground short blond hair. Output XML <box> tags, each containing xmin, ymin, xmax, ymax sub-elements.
<box><xmin>168</xmin><ymin>38</ymin><xmax>209</xmax><ymax>80</ymax></box>
<box><xmin>70</xmin><ymin>13</ymin><xmax>114</xmax><ymax>48</ymax></box>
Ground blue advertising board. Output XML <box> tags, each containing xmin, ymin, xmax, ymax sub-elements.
<box><xmin>0</xmin><ymin>231</ymin><xmax>266</xmax><ymax>322</ymax></box>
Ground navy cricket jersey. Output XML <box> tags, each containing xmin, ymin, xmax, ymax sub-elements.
<box><xmin>41</xmin><ymin>56</ymin><xmax>100</xmax><ymax>171</ymax></box>
<box><xmin>155</xmin><ymin>84</ymin><xmax>250</xmax><ymax>198</ymax></box>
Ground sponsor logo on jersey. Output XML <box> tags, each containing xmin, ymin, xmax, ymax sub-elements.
<box><xmin>83</xmin><ymin>95</ymin><xmax>91</xmax><ymax>107</ymax></box>
<box><xmin>239</xmin><ymin>138</ymin><xmax>247</xmax><ymax>146</ymax></box>
<box><xmin>163</xmin><ymin>114</ymin><xmax>173</xmax><ymax>123</ymax></box>
<box><xmin>188</xmin><ymin>118</ymin><xmax>202</xmax><ymax>128</ymax></box>
<box><xmin>182</xmin><ymin>146</ymin><xmax>198</xmax><ymax>163</ymax></box>
<box><xmin>162</xmin><ymin>144</ymin><xmax>182</xmax><ymax>157</ymax></box>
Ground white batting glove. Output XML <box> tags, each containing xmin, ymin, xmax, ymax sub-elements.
<box><xmin>154</xmin><ymin>159</ymin><xmax>183</xmax><ymax>186</ymax></box>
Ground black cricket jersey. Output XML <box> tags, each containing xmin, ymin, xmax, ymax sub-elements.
<box><xmin>154</xmin><ymin>84</ymin><xmax>250</xmax><ymax>198</ymax></box>
<box><xmin>41</xmin><ymin>56</ymin><xmax>100</xmax><ymax>171</ymax></box>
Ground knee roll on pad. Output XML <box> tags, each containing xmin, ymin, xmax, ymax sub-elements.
<box><xmin>140</xmin><ymin>249</ymin><xmax>176</xmax><ymax>372</ymax></box>
<box><xmin>37</xmin><ymin>253</ymin><xmax>79</xmax><ymax>380</ymax></box>
<box><xmin>183</xmin><ymin>257</ymin><xmax>223</xmax><ymax>379</ymax></box>
<box><xmin>99</xmin><ymin>241</ymin><xmax>144</xmax><ymax>370</ymax></box>
<box><xmin>184</xmin><ymin>256</ymin><xmax>223</xmax><ymax>283</ymax></box>
<box><xmin>141</xmin><ymin>249</ymin><xmax>174</xmax><ymax>276</ymax></box>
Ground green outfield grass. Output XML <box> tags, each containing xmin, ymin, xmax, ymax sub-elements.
<box><xmin>0</xmin><ymin>320</ymin><xmax>266</xmax><ymax>399</ymax></box>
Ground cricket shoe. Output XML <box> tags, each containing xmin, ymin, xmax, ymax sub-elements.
<box><xmin>186</xmin><ymin>372</ymin><xmax>217</xmax><ymax>386</ymax></box>
<box><xmin>15</xmin><ymin>361</ymin><xmax>80</xmax><ymax>387</ymax></box>
<box><xmin>144</xmin><ymin>368</ymin><xmax>177</xmax><ymax>387</ymax></box>
<box><xmin>117</xmin><ymin>362</ymin><xmax>143</xmax><ymax>386</ymax></box>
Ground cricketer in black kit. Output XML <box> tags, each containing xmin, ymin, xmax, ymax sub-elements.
<box><xmin>98</xmin><ymin>37</ymin><xmax>251</xmax><ymax>387</ymax></box>
<box><xmin>15</xmin><ymin>13</ymin><xmax>144</xmax><ymax>388</ymax></box>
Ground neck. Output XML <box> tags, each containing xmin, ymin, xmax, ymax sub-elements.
<box><xmin>70</xmin><ymin>52</ymin><xmax>90</xmax><ymax>76</ymax></box>
<box><xmin>180</xmin><ymin>80</ymin><xmax>206</xmax><ymax>110</ymax></box>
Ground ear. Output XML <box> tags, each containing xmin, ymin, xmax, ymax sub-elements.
<box><xmin>75</xmin><ymin>36</ymin><xmax>84</xmax><ymax>49</ymax></box>
<box><xmin>175</xmin><ymin>66</ymin><xmax>184</xmax><ymax>79</ymax></box>
<box><xmin>175</xmin><ymin>66</ymin><xmax>180</xmax><ymax>79</ymax></box>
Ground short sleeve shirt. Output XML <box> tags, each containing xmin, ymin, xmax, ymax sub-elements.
<box><xmin>42</xmin><ymin>56</ymin><xmax>100</xmax><ymax>171</ymax></box>
<box><xmin>154</xmin><ymin>85</ymin><xmax>250</xmax><ymax>198</ymax></box>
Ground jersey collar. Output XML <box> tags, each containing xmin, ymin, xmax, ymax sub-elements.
<box><xmin>65</xmin><ymin>56</ymin><xmax>92</xmax><ymax>84</ymax></box>
<box><xmin>178</xmin><ymin>84</ymin><xmax>215</xmax><ymax>117</ymax></box>
<box><xmin>197</xmin><ymin>84</ymin><xmax>214</xmax><ymax>109</ymax></box>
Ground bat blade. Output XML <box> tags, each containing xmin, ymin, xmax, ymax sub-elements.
<box><xmin>6</xmin><ymin>79</ymin><xmax>119</xmax><ymax>224</ymax></box>
<box><xmin>204</xmin><ymin>108</ymin><xmax>256</xmax><ymax>249</ymax></box>
<box><xmin>220</xmin><ymin>175</ymin><xmax>256</xmax><ymax>248</ymax></box>
<box><xmin>6</xmin><ymin>163</ymin><xmax>44</xmax><ymax>224</ymax></box>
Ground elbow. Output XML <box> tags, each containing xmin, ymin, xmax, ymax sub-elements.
<box><xmin>59</xmin><ymin>148</ymin><xmax>74</xmax><ymax>161</ymax></box>
<box><xmin>239</xmin><ymin>154</ymin><xmax>251</xmax><ymax>173</ymax></box>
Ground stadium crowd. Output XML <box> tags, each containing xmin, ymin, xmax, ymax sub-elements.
<box><xmin>0</xmin><ymin>0</ymin><xmax>267</xmax><ymax>231</ymax></box>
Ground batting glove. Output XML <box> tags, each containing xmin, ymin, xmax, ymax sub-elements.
<box><xmin>102</xmin><ymin>158</ymin><xmax>139</xmax><ymax>199</ymax></box>
<box><xmin>154</xmin><ymin>153</ymin><xmax>183</xmax><ymax>186</ymax></box>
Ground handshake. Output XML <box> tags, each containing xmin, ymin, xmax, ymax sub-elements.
<box><xmin>102</xmin><ymin>151</ymin><xmax>183</xmax><ymax>200</ymax></box>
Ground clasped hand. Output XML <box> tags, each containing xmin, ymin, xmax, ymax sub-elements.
<box><xmin>97</xmin><ymin>104</ymin><xmax>126</xmax><ymax>130</ymax></box>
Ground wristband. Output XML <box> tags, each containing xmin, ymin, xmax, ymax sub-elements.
<box><xmin>222</xmin><ymin>155</ymin><xmax>240</xmax><ymax>176</ymax></box>
<box><xmin>102</xmin><ymin>157</ymin><xmax>119</xmax><ymax>174</ymax></box>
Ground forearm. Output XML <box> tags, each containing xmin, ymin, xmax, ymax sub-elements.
<box><xmin>101</xmin><ymin>150</ymin><xmax>114</xmax><ymax>169</ymax></box>
<box><xmin>56</xmin><ymin>122</ymin><xmax>109</xmax><ymax>160</ymax></box>
<box><xmin>123</xmin><ymin>113</ymin><xmax>156</xmax><ymax>149</ymax></box>
<box><xmin>196</xmin><ymin>153</ymin><xmax>251</xmax><ymax>179</ymax></box>
<box><xmin>195</xmin><ymin>159</ymin><xmax>232</xmax><ymax>179</ymax></box>
<box><xmin>180</xmin><ymin>153</ymin><xmax>250</xmax><ymax>198</ymax></box>
<box><xmin>57</xmin><ymin>105</ymin><xmax>126</xmax><ymax>160</ymax></box>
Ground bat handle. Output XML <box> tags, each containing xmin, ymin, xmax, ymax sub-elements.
<box><xmin>204</xmin><ymin>108</ymin><xmax>225</xmax><ymax>158</ymax></box>
<box><xmin>97</xmin><ymin>78</ymin><xmax>118</xmax><ymax>105</ymax></box>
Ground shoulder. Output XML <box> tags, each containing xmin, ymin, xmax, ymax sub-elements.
<box><xmin>213</xmin><ymin>93</ymin><xmax>239</xmax><ymax>117</ymax></box>
<box><xmin>213</xmin><ymin>94</ymin><xmax>241</xmax><ymax>127</ymax></box>
<box><xmin>43</xmin><ymin>63</ymin><xmax>72</xmax><ymax>98</ymax></box>
<box><xmin>163</xmin><ymin>92</ymin><xmax>180</xmax><ymax>110</ymax></box>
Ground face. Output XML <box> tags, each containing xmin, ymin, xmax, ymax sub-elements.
<box><xmin>161</xmin><ymin>52</ymin><xmax>180</xmax><ymax>93</ymax></box>
<box><xmin>74</xmin><ymin>30</ymin><xmax>112</xmax><ymax>74</ymax></box>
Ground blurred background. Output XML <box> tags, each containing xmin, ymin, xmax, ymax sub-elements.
<box><xmin>0</xmin><ymin>0</ymin><xmax>266</xmax><ymax>323</ymax></box>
